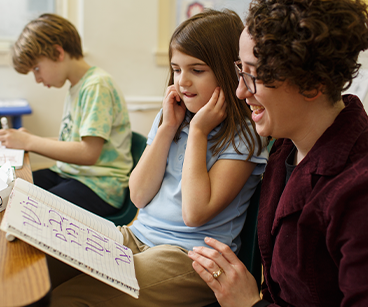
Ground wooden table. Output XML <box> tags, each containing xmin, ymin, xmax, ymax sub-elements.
<box><xmin>0</xmin><ymin>153</ymin><xmax>51</xmax><ymax>307</ymax></box>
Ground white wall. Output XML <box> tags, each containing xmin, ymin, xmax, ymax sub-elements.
<box><xmin>0</xmin><ymin>0</ymin><xmax>367</xmax><ymax>170</ymax></box>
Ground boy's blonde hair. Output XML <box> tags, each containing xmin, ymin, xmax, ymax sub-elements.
<box><xmin>12</xmin><ymin>13</ymin><xmax>83</xmax><ymax>74</ymax></box>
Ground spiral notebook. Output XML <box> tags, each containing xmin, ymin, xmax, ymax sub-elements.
<box><xmin>0</xmin><ymin>178</ymin><xmax>140</xmax><ymax>298</ymax></box>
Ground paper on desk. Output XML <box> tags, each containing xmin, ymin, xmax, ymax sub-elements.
<box><xmin>0</xmin><ymin>161</ymin><xmax>15</xmax><ymax>212</ymax></box>
<box><xmin>0</xmin><ymin>147</ymin><xmax>24</xmax><ymax>169</ymax></box>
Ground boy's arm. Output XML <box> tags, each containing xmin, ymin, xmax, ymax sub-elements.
<box><xmin>0</xmin><ymin>129</ymin><xmax>103</xmax><ymax>165</ymax></box>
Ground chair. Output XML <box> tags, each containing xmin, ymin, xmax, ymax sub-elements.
<box><xmin>204</xmin><ymin>180</ymin><xmax>263</xmax><ymax>307</ymax></box>
<box><xmin>267</xmin><ymin>138</ymin><xmax>276</xmax><ymax>153</ymax></box>
<box><xmin>236</xmin><ymin>180</ymin><xmax>263</xmax><ymax>290</ymax></box>
<box><xmin>105</xmin><ymin>131</ymin><xmax>147</xmax><ymax>226</ymax></box>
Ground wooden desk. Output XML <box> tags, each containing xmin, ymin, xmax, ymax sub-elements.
<box><xmin>0</xmin><ymin>153</ymin><xmax>51</xmax><ymax>307</ymax></box>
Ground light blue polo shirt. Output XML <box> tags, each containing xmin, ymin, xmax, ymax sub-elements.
<box><xmin>130</xmin><ymin>110</ymin><xmax>268</xmax><ymax>252</ymax></box>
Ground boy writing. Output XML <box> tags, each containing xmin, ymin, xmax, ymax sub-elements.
<box><xmin>0</xmin><ymin>14</ymin><xmax>133</xmax><ymax>217</ymax></box>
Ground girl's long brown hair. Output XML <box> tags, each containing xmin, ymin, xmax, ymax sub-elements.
<box><xmin>160</xmin><ymin>9</ymin><xmax>263</xmax><ymax>158</ymax></box>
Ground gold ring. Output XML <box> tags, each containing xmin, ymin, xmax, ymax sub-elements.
<box><xmin>212</xmin><ymin>268</ymin><xmax>223</xmax><ymax>279</ymax></box>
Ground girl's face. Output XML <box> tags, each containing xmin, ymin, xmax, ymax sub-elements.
<box><xmin>171</xmin><ymin>49</ymin><xmax>218</xmax><ymax>113</ymax></box>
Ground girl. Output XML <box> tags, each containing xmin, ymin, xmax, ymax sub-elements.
<box><xmin>50</xmin><ymin>9</ymin><xmax>268</xmax><ymax>307</ymax></box>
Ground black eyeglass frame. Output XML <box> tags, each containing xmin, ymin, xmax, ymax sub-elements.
<box><xmin>234</xmin><ymin>60</ymin><xmax>257</xmax><ymax>94</ymax></box>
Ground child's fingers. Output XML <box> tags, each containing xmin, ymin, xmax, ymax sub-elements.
<box><xmin>165</xmin><ymin>85</ymin><xmax>180</xmax><ymax>102</ymax></box>
<box><xmin>208</xmin><ymin>88</ymin><xmax>226</xmax><ymax>112</ymax></box>
<box><xmin>218</xmin><ymin>89</ymin><xmax>226</xmax><ymax>109</ymax></box>
<box><xmin>208</xmin><ymin>87</ymin><xmax>221</xmax><ymax>106</ymax></box>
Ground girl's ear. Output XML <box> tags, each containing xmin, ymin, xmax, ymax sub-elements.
<box><xmin>54</xmin><ymin>45</ymin><xmax>65</xmax><ymax>62</ymax></box>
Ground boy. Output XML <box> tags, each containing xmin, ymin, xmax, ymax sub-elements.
<box><xmin>0</xmin><ymin>14</ymin><xmax>133</xmax><ymax>217</ymax></box>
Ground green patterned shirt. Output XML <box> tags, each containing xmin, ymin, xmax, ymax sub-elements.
<box><xmin>50</xmin><ymin>66</ymin><xmax>133</xmax><ymax>209</ymax></box>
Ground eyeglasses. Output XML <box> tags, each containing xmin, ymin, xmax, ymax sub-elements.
<box><xmin>234</xmin><ymin>60</ymin><xmax>257</xmax><ymax>94</ymax></box>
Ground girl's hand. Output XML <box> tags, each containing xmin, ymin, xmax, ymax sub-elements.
<box><xmin>188</xmin><ymin>237</ymin><xmax>261</xmax><ymax>307</ymax></box>
<box><xmin>190</xmin><ymin>87</ymin><xmax>226</xmax><ymax>136</ymax></box>
<box><xmin>162</xmin><ymin>85</ymin><xmax>187</xmax><ymax>130</ymax></box>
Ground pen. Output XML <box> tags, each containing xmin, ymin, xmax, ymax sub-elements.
<box><xmin>1</xmin><ymin>117</ymin><xmax>9</xmax><ymax>130</ymax></box>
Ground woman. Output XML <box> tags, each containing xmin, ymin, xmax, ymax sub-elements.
<box><xmin>189</xmin><ymin>0</ymin><xmax>368</xmax><ymax>306</ymax></box>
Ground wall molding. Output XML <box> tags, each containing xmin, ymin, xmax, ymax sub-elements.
<box><xmin>125</xmin><ymin>96</ymin><xmax>163</xmax><ymax>111</ymax></box>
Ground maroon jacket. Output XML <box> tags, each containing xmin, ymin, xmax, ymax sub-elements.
<box><xmin>259</xmin><ymin>95</ymin><xmax>368</xmax><ymax>306</ymax></box>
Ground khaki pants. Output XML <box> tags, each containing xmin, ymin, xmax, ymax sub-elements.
<box><xmin>49</xmin><ymin>226</ymin><xmax>216</xmax><ymax>307</ymax></box>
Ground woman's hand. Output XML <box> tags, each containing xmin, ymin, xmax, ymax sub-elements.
<box><xmin>162</xmin><ymin>85</ymin><xmax>187</xmax><ymax>131</ymax></box>
<box><xmin>190</xmin><ymin>87</ymin><xmax>226</xmax><ymax>136</ymax></box>
<box><xmin>188</xmin><ymin>237</ymin><xmax>261</xmax><ymax>307</ymax></box>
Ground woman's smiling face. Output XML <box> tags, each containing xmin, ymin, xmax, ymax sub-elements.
<box><xmin>236</xmin><ymin>29</ymin><xmax>306</xmax><ymax>140</ymax></box>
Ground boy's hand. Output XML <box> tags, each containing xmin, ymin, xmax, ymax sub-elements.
<box><xmin>162</xmin><ymin>85</ymin><xmax>187</xmax><ymax>131</ymax></box>
<box><xmin>191</xmin><ymin>87</ymin><xmax>227</xmax><ymax>136</ymax></box>
<box><xmin>0</xmin><ymin>128</ymin><xmax>29</xmax><ymax>150</ymax></box>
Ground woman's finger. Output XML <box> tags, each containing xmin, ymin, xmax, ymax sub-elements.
<box><xmin>204</xmin><ymin>237</ymin><xmax>241</xmax><ymax>265</ymax></box>
<box><xmin>189</xmin><ymin>248</ymin><xmax>225</xmax><ymax>274</ymax></box>
<box><xmin>189</xmin><ymin>252</ymin><xmax>224</xmax><ymax>292</ymax></box>
<box><xmin>190</xmin><ymin>247</ymin><xmax>232</xmax><ymax>280</ymax></box>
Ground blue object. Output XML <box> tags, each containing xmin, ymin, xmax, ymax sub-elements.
<box><xmin>105</xmin><ymin>131</ymin><xmax>147</xmax><ymax>226</ymax></box>
<box><xmin>0</xmin><ymin>99</ymin><xmax>32</xmax><ymax>129</ymax></box>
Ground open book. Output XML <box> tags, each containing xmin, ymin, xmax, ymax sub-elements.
<box><xmin>0</xmin><ymin>178</ymin><xmax>139</xmax><ymax>298</ymax></box>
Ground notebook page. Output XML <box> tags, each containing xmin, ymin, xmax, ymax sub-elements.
<box><xmin>13</xmin><ymin>178</ymin><xmax>122</xmax><ymax>242</ymax></box>
<box><xmin>3</xmin><ymin>191</ymin><xmax>139</xmax><ymax>298</ymax></box>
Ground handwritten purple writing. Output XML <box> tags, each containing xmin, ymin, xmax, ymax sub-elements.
<box><xmin>19</xmin><ymin>196</ymin><xmax>132</xmax><ymax>266</ymax></box>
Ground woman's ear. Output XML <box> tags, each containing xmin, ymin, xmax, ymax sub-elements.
<box><xmin>303</xmin><ymin>87</ymin><xmax>323</xmax><ymax>101</ymax></box>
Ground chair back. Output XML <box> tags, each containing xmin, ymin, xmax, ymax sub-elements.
<box><xmin>106</xmin><ymin>131</ymin><xmax>147</xmax><ymax>226</ymax></box>
<box><xmin>237</xmin><ymin>180</ymin><xmax>262</xmax><ymax>290</ymax></box>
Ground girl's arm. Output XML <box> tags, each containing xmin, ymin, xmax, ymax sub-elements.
<box><xmin>129</xmin><ymin>85</ymin><xmax>186</xmax><ymax>209</ymax></box>
<box><xmin>182</xmin><ymin>88</ymin><xmax>256</xmax><ymax>227</ymax></box>
<box><xmin>0</xmin><ymin>129</ymin><xmax>103</xmax><ymax>165</ymax></box>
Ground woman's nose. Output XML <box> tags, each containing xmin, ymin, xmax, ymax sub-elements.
<box><xmin>236</xmin><ymin>78</ymin><xmax>254</xmax><ymax>100</ymax></box>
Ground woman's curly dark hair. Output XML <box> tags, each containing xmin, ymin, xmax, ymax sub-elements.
<box><xmin>246</xmin><ymin>0</ymin><xmax>368</xmax><ymax>103</ymax></box>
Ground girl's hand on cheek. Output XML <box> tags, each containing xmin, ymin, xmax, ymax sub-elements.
<box><xmin>162</xmin><ymin>85</ymin><xmax>187</xmax><ymax>130</ymax></box>
<box><xmin>191</xmin><ymin>87</ymin><xmax>227</xmax><ymax>136</ymax></box>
